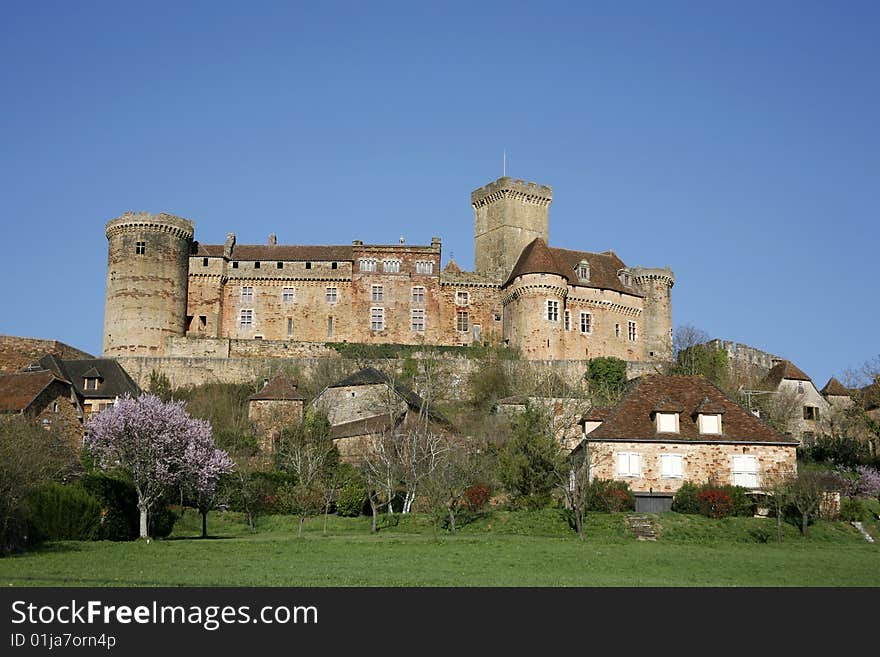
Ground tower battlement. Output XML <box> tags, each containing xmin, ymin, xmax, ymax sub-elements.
<box><xmin>105</xmin><ymin>212</ymin><xmax>194</xmax><ymax>241</ymax></box>
<box><xmin>471</xmin><ymin>177</ymin><xmax>553</xmax><ymax>209</ymax></box>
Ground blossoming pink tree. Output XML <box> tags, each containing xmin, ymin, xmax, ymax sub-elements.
<box><xmin>85</xmin><ymin>394</ymin><xmax>227</xmax><ymax>539</ymax></box>
<box><xmin>185</xmin><ymin>431</ymin><xmax>234</xmax><ymax>538</ymax></box>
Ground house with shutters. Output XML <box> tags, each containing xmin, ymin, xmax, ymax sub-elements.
<box><xmin>0</xmin><ymin>369</ymin><xmax>84</xmax><ymax>446</ymax></box>
<box><xmin>572</xmin><ymin>374</ymin><xmax>798</xmax><ymax>511</ymax></box>
<box><xmin>761</xmin><ymin>359</ymin><xmax>830</xmax><ymax>445</ymax></box>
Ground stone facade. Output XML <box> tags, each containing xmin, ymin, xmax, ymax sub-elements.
<box><xmin>587</xmin><ymin>440</ymin><xmax>797</xmax><ymax>494</ymax></box>
<box><xmin>101</xmin><ymin>176</ymin><xmax>675</xmax><ymax>365</ymax></box>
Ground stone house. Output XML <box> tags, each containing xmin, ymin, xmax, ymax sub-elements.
<box><xmin>761</xmin><ymin>360</ymin><xmax>830</xmax><ymax>445</ymax></box>
<box><xmin>0</xmin><ymin>369</ymin><xmax>83</xmax><ymax>447</ymax></box>
<box><xmin>312</xmin><ymin>367</ymin><xmax>454</xmax><ymax>463</ymax></box>
<box><xmin>247</xmin><ymin>375</ymin><xmax>305</xmax><ymax>452</ymax></box>
<box><xmin>572</xmin><ymin>375</ymin><xmax>798</xmax><ymax>510</ymax></box>
<box><xmin>33</xmin><ymin>354</ymin><xmax>141</xmax><ymax>420</ymax></box>
<box><xmin>101</xmin><ymin>176</ymin><xmax>674</xmax><ymax>365</ymax></box>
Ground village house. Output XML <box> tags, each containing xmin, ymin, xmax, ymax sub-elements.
<box><xmin>0</xmin><ymin>369</ymin><xmax>83</xmax><ymax>447</ymax></box>
<box><xmin>761</xmin><ymin>359</ymin><xmax>831</xmax><ymax>445</ymax></box>
<box><xmin>247</xmin><ymin>375</ymin><xmax>306</xmax><ymax>452</ymax></box>
<box><xmin>312</xmin><ymin>367</ymin><xmax>455</xmax><ymax>462</ymax></box>
<box><xmin>573</xmin><ymin>374</ymin><xmax>799</xmax><ymax>512</ymax></box>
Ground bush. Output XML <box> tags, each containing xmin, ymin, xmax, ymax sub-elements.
<box><xmin>839</xmin><ymin>497</ymin><xmax>867</xmax><ymax>522</ymax></box>
<box><xmin>463</xmin><ymin>484</ymin><xmax>492</xmax><ymax>512</ymax></box>
<box><xmin>80</xmin><ymin>473</ymin><xmax>138</xmax><ymax>541</ymax></box>
<box><xmin>26</xmin><ymin>483</ymin><xmax>102</xmax><ymax>542</ymax></box>
<box><xmin>587</xmin><ymin>479</ymin><xmax>635</xmax><ymax>513</ymax></box>
<box><xmin>673</xmin><ymin>482</ymin><xmax>752</xmax><ymax>518</ymax></box>
<box><xmin>336</xmin><ymin>482</ymin><xmax>366</xmax><ymax>517</ymax></box>
<box><xmin>698</xmin><ymin>488</ymin><xmax>733</xmax><ymax>519</ymax></box>
<box><xmin>149</xmin><ymin>503</ymin><xmax>177</xmax><ymax>538</ymax></box>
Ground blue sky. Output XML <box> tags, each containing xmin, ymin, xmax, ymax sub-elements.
<box><xmin>1</xmin><ymin>1</ymin><xmax>877</xmax><ymax>386</ymax></box>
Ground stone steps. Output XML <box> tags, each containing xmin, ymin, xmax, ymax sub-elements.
<box><xmin>852</xmin><ymin>521</ymin><xmax>875</xmax><ymax>543</ymax></box>
<box><xmin>626</xmin><ymin>514</ymin><xmax>659</xmax><ymax>541</ymax></box>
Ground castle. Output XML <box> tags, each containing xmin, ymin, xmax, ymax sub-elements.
<box><xmin>102</xmin><ymin>176</ymin><xmax>674</xmax><ymax>364</ymax></box>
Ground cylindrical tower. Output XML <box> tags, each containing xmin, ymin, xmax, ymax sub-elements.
<box><xmin>632</xmin><ymin>267</ymin><xmax>675</xmax><ymax>362</ymax></box>
<box><xmin>502</xmin><ymin>272</ymin><xmax>568</xmax><ymax>360</ymax></box>
<box><xmin>103</xmin><ymin>212</ymin><xmax>194</xmax><ymax>356</ymax></box>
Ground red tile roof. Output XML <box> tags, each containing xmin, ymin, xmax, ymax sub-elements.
<box><xmin>504</xmin><ymin>238</ymin><xmax>639</xmax><ymax>296</ymax></box>
<box><xmin>194</xmin><ymin>243</ymin><xmax>354</xmax><ymax>262</ymax></box>
<box><xmin>763</xmin><ymin>360</ymin><xmax>812</xmax><ymax>387</ymax></box>
<box><xmin>0</xmin><ymin>371</ymin><xmax>67</xmax><ymax>412</ymax></box>
<box><xmin>820</xmin><ymin>377</ymin><xmax>851</xmax><ymax>397</ymax></box>
<box><xmin>588</xmin><ymin>375</ymin><xmax>793</xmax><ymax>443</ymax></box>
<box><xmin>248</xmin><ymin>375</ymin><xmax>305</xmax><ymax>401</ymax></box>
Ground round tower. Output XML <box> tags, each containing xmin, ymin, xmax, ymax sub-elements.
<box><xmin>103</xmin><ymin>212</ymin><xmax>194</xmax><ymax>356</ymax></box>
<box><xmin>502</xmin><ymin>273</ymin><xmax>568</xmax><ymax>360</ymax></box>
<box><xmin>632</xmin><ymin>267</ymin><xmax>675</xmax><ymax>362</ymax></box>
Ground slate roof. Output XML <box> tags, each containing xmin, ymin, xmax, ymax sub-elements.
<box><xmin>248</xmin><ymin>375</ymin><xmax>305</xmax><ymax>401</ymax></box>
<box><xmin>0</xmin><ymin>370</ymin><xmax>68</xmax><ymax>412</ymax></box>
<box><xmin>582</xmin><ymin>407</ymin><xmax>611</xmax><ymax>422</ymax></box>
<box><xmin>194</xmin><ymin>243</ymin><xmax>354</xmax><ymax>262</ymax></box>
<box><xmin>587</xmin><ymin>375</ymin><xmax>794</xmax><ymax>443</ymax></box>
<box><xmin>820</xmin><ymin>377</ymin><xmax>851</xmax><ymax>397</ymax></box>
<box><xmin>326</xmin><ymin>367</ymin><xmax>454</xmax><ymax>429</ymax></box>
<box><xmin>34</xmin><ymin>355</ymin><xmax>140</xmax><ymax>400</ymax></box>
<box><xmin>503</xmin><ymin>238</ymin><xmax>639</xmax><ymax>296</ymax></box>
<box><xmin>763</xmin><ymin>360</ymin><xmax>812</xmax><ymax>387</ymax></box>
<box><xmin>330</xmin><ymin>414</ymin><xmax>397</xmax><ymax>440</ymax></box>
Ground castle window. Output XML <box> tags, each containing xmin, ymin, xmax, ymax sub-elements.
<box><xmin>135</xmin><ymin>241</ymin><xmax>145</xmax><ymax>255</ymax></box>
<box><xmin>615</xmin><ymin>323</ymin><xmax>621</xmax><ymax>338</ymax></box>
<box><xmin>305</xmin><ymin>261</ymin><xmax>312</xmax><ymax>269</ymax></box>
<box><xmin>282</xmin><ymin>287</ymin><xmax>295</xmax><ymax>303</ymax></box>
<box><xmin>732</xmin><ymin>455</ymin><xmax>758</xmax><ymax>488</ymax></box>
<box><xmin>411</xmin><ymin>309</ymin><xmax>425</xmax><ymax>332</ymax></box>
<box><xmin>803</xmin><ymin>406</ymin><xmax>819</xmax><ymax>421</ymax></box>
<box><xmin>360</xmin><ymin>259</ymin><xmax>377</xmax><ymax>273</ymax></box>
<box><xmin>494</xmin><ymin>313</ymin><xmax>501</xmax><ymax>321</ymax></box>
<box><xmin>618</xmin><ymin>269</ymin><xmax>632</xmax><ymax>287</ymax></box>
<box><xmin>416</xmin><ymin>261</ymin><xmax>433</xmax><ymax>274</ymax></box>
<box><xmin>254</xmin><ymin>261</ymin><xmax>261</xmax><ymax>269</ymax></box>
<box><xmin>277</xmin><ymin>261</ymin><xmax>283</xmax><ymax>269</ymax></box>
<box><xmin>546</xmin><ymin>300</ymin><xmax>559</xmax><ymax>322</ymax></box>
<box><xmin>328</xmin><ymin>317</ymin><xmax>333</xmax><ymax>338</ymax></box>
<box><xmin>326</xmin><ymin>287</ymin><xmax>337</xmax><ymax>303</ymax></box>
<box><xmin>456</xmin><ymin>311</ymin><xmax>469</xmax><ymax>333</ymax></box>
<box><xmin>370</xmin><ymin>307</ymin><xmax>385</xmax><ymax>331</ymax></box>
<box><xmin>254</xmin><ymin>335</ymin><xmax>263</xmax><ymax>340</ymax></box>
<box><xmin>232</xmin><ymin>261</ymin><xmax>239</xmax><ymax>269</ymax></box>
<box><xmin>332</xmin><ymin>262</ymin><xmax>338</xmax><ymax>269</ymax></box>
<box><xmin>455</xmin><ymin>291</ymin><xmax>469</xmax><ymax>306</ymax></box>
<box><xmin>241</xmin><ymin>286</ymin><xmax>253</xmax><ymax>303</ymax></box>
<box><xmin>383</xmin><ymin>259</ymin><xmax>401</xmax><ymax>273</ymax></box>
<box><xmin>580</xmin><ymin>312</ymin><xmax>592</xmax><ymax>334</ymax></box>
<box><xmin>564</xmin><ymin>310</ymin><xmax>571</xmax><ymax>331</ymax></box>
<box><xmin>287</xmin><ymin>317</ymin><xmax>293</xmax><ymax>337</ymax></box>
<box><xmin>412</xmin><ymin>286</ymin><xmax>425</xmax><ymax>304</ymax></box>
<box><xmin>239</xmin><ymin>309</ymin><xmax>253</xmax><ymax>328</ymax></box>
<box><xmin>203</xmin><ymin>258</ymin><xmax>209</xmax><ymax>267</ymax></box>
<box><xmin>698</xmin><ymin>414</ymin><xmax>722</xmax><ymax>434</ymax></box>
<box><xmin>660</xmin><ymin>454</ymin><xmax>683</xmax><ymax>479</ymax></box>
<box><xmin>576</xmin><ymin>260</ymin><xmax>590</xmax><ymax>281</ymax></box>
<box><xmin>656</xmin><ymin>412</ymin><xmax>679</xmax><ymax>433</ymax></box>
<box><xmin>616</xmin><ymin>452</ymin><xmax>641</xmax><ymax>477</ymax></box>
<box><xmin>371</xmin><ymin>285</ymin><xmax>384</xmax><ymax>302</ymax></box>
<box><xmin>797</xmin><ymin>382</ymin><xmax>805</xmax><ymax>394</ymax></box>
<box><xmin>628</xmin><ymin>321</ymin><xmax>637</xmax><ymax>342</ymax></box>
<box><xmin>473</xmin><ymin>324</ymin><xmax>481</xmax><ymax>342</ymax></box>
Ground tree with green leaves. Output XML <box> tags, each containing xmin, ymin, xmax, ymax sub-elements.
<box><xmin>585</xmin><ymin>356</ymin><xmax>628</xmax><ymax>407</ymax></box>
<box><xmin>496</xmin><ymin>403</ymin><xmax>562</xmax><ymax>509</ymax></box>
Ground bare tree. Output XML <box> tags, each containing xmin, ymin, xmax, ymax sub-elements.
<box><xmin>789</xmin><ymin>471</ymin><xmax>835</xmax><ymax>537</ymax></box>
<box><xmin>422</xmin><ymin>437</ymin><xmax>484</xmax><ymax>536</ymax></box>
<box><xmin>394</xmin><ymin>429</ymin><xmax>447</xmax><ymax>513</ymax></box>
<box><xmin>361</xmin><ymin>430</ymin><xmax>399</xmax><ymax>533</ymax></box>
<box><xmin>762</xmin><ymin>470</ymin><xmax>797</xmax><ymax>543</ymax></box>
<box><xmin>673</xmin><ymin>325</ymin><xmax>710</xmax><ymax>366</ymax></box>
<box><xmin>276</xmin><ymin>411</ymin><xmax>338</xmax><ymax>537</ymax></box>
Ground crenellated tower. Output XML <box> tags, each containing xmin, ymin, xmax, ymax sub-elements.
<box><xmin>103</xmin><ymin>212</ymin><xmax>194</xmax><ymax>356</ymax></box>
<box><xmin>632</xmin><ymin>266</ymin><xmax>675</xmax><ymax>362</ymax></box>
<box><xmin>472</xmin><ymin>177</ymin><xmax>552</xmax><ymax>283</ymax></box>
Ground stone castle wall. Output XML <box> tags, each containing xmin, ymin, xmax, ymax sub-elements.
<box><xmin>0</xmin><ymin>335</ymin><xmax>94</xmax><ymax>372</ymax></box>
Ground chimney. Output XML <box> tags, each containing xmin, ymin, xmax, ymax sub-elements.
<box><xmin>268</xmin><ymin>233</ymin><xmax>277</xmax><ymax>245</ymax></box>
<box><xmin>224</xmin><ymin>232</ymin><xmax>236</xmax><ymax>259</ymax></box>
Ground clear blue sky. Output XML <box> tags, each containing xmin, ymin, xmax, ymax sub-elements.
<box><xmin>1</xmin><ymin>1</ymin><xmax>877</xmax><ymax>386</ymax></box>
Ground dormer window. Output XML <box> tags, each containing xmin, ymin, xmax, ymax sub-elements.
<box><xmin>576</xmin><ymin>260</ymin><xmax>590</xmax><ymax>281</ymax></box>
<box><xmin>656</xmin><ymin>412</ymin><xmax>679</xmax><ymax>433</ymax></box>
<box><xmin>698</xmin><ymin>414</ymin><xmax>722</xmax><ymax>434</ymax></box>
<box><xmin>618</xmin><ymin>269</ymin><xmax>632</xmax><ymax>287</ymax></box>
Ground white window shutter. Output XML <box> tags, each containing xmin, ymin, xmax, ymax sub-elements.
<box><xmin>617</xmin><ymin>453</ymin><xmax>627</xmax><ymax>476</ymax></box>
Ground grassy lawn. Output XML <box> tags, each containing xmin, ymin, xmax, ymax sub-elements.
<box><xmin>1</xmin><ymin>508</ymin><xmax>878</xmax><ymax>587</ymax></box>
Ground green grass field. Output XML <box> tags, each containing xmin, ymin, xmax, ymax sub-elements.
<box><xmin>2</xmin><ymin>507</ymin><xmax>878</xmax><ymax>587</ymax></box>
